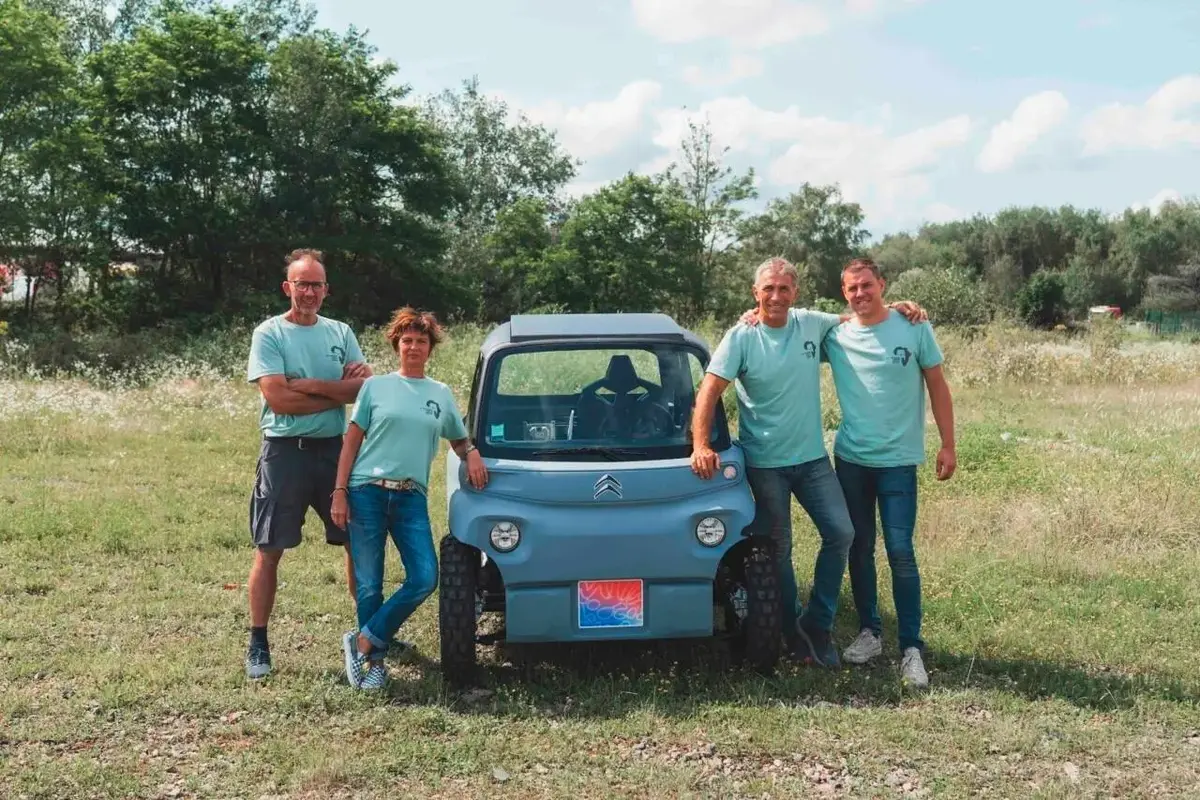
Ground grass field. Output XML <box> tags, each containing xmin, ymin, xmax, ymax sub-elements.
<box><xmin>2</xmin><ymin>320</ymin><xmax>1200</xmax><ymax>798</ymax></box>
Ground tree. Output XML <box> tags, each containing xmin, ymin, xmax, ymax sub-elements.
<box><xmin>423</xmin><ymin>77</ymin><xmax>577</xmax><ymax>320</ymax></box>
<box><xmin>885</xmin><ymin>266</ymin><xmax>990</xmax><ymax>326</ymax></box>
<box><xmin>1016</xmin><ymin>270</ymin><xmax>1067</xmax><ymax>328</ymax></box>
<box><xmin>736</xmin><ymin>183</ymin><xmax>868</xmax><ymax>302</ymax></box>
<box><xmin>534</xmin><ymin>174</ymin><xmax>702</xmax><ymax>315</ymax></box>
<box><xmin>655</xmin><ymin>118</ymin><xmax>757</xmax><ymax>319</ymax></box>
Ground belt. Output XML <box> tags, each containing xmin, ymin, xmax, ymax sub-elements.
<box><xmin>370</xmin><ymin>478</ymin><xmax>425</xmax><ymax>495</ymax></box>
<box><xmin>266</xmin><ymin>435</ymin><xmax>342</xmax><ymax>451</ymax></box>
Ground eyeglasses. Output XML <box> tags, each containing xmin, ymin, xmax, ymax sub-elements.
<box><xmin>288</xmin><ymin>280</ymin><xmax>327</xmax><ymax>292</ymax></box>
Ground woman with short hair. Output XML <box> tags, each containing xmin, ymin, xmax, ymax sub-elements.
<box><xmin>331</xmin><ymin>306</ymin><xmax>488</xmax><ymax>690</ymax></box>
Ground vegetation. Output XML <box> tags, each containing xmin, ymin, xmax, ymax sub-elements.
<box><xmin>3</xmin><ymin>0</ymin><xmax>1200</xmax><ymax>344</ymax></box>
<box><xmin>3</xmin><ymin>322</ymin><xmax>1200</xmax><ymax>797</ymax></box>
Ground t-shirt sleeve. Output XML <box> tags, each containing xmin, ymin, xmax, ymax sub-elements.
<box><xmin>247</xmin><ymin>325</ymin><xmax>284</xmax><ymax>383</ymax></box>
<box><xmin>706</xmin><ymin>328</ymin><xmax>743</xmax><ymax>381</ymax></box>
<box><xmin>349</xmin><ymin>377</ymin><xmax>374</xmax><ymax>430</ymax></box>
<box><xmin>343</xmin><ymin>325</ymin><xmax>365</xmax><ymax>364</ymax></box>
<box><xmin>917</xmin><ymin>323</ymin><xmax>944</xmax><ymax>369</ymax></box>
<box><xmin>441</xmin><ymin>388</ymin><xmax>469</xmax><ymax>440</ymax></box>
<box><xmin>809</xmin><ymin>310</ymin><xmax>844</xmax><ymax>339</ymax></box>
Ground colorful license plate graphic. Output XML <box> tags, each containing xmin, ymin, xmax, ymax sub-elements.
<box><xmin>578</xmin><ymin>579</ymin><xmax>644</xmax><ymax>629</ymax></box>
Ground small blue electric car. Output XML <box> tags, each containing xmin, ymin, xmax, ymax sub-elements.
<box><xmin>439</xmin><ymin>313</ymin><xmax>781</xmax><ymax>685</ymax></box>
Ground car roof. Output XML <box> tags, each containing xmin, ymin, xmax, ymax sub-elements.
<box><xmin>480</xmin><ymin>313</ymin><xmax>710</xmax><ymax>358</ymax></box>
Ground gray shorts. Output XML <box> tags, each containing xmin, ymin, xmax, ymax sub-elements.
<box><xmin>248</xmin><ymin>436</ymin><xmax>348</xmax><ymax>549</ymax></box>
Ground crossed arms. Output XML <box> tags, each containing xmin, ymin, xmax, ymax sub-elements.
<box><xmin>257</xmin><ymin>361</ymin><xmax>373</xmax><ymax>416</ymax></box>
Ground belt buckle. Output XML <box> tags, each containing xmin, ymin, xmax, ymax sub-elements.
<box><xmin>297</xmin><ymin>438</ymin><xmax>308</xmax><ymax>451</ymax></box>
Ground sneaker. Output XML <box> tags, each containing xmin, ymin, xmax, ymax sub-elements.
<box><xmin>342</xmin><ymin>631</ymin><xmax>369</xmax><ymax>689</ymax></box>
<box><xmin>245</xmin><ymin>642</ymin><xmax>271</xmax><ymax>680</ymax></box>
<box><xmin>359</xmin><ymin>662</ymin><xmax>387</xmax><ymax>691</ymax></box>
<box><xmin>842</xmin><ymin>629</ymin><xmax>883</xmax><ymax>665</ymax></box>
<box><xmin>790</xmin><ymin>621</ymin><xmax>841</xmax><ymax>668</ymax></box>
<box><xmin>900</xmin><ymin>647</ymin><xmax>929</xmax><ymax>689</ymax></box>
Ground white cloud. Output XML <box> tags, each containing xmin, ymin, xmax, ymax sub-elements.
<box><xmin>648</xmin><ymin>97</ymin><xmax>971</xmax><ymax>221</ymax></box>
<box><xmin>845</xmin><ymin>0</ymin><xmax>929</xmax><ymax>18</ymax></box>
<box><xmin>977</xmin><ymin>90</ymin><xmax>1070</xmax><ymax>173</ymax></box>
<box><xmin>922</xmin><ymin>202</ymin><xmax>965</xmax><ymax>224</ymax></box>
<box><xmin>1081</xmin><ymin>74</ymin><xmax>1200</xmax><ymax>156</ymax></box>
<box><xmin>631</xmin><ymin>0</ymin><xmax>830</xmax><ymax>47</ymax></box>
<box><xmin>681</xmin><ymin>53</ymin><xmax>766</xmax><ymax>88</ymax></box>
<box><xmin>1132</xmin><ymin>188</ymin><xmax>1183</xmax><ymax>214</ymax></box>
<box><xmin>518</xmin><ymin>81</ymin><xmax>663</xmax><ymax>161</ymax></box>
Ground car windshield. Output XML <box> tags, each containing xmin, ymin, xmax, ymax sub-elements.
<box><xmin>476</xmin><ymin>341</ymin><xmax>731</xmax><ymax>461</ymax></box>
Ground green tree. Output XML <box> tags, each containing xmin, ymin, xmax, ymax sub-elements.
<box><xmin>534</xmin><ymin>174</ymin><xmax>702</xmax><ymax>315</ymax></box>
<box><xmin>736</xmin><ymin>183</ymin><xmax>868</xmax><ymax>301</ymax></box>
<box><xmin>1016</xmin><ymin>269</ymin><xmax>1067</xmax><ymax>328</ymax></box>
<box><xmin>885</xmin><ymin>266</ymin><xmax>990</xmax><ymax>326</ymax></box>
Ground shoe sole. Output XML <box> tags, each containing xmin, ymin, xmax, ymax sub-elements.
<box><xmin>342</xmin><ymin>632</ymin><xmax>363</xmax><ymax>689</ymax></box>
<box><xmin>246</xmin><ymin>663</ymin><xmax>271</xmax><ymax>680</ymax></box>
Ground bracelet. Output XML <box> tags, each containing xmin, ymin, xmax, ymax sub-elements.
<box><xmin>331</xmin><ymin>487</ymin><xmax>348</xmax><ymax>496</ymax></box>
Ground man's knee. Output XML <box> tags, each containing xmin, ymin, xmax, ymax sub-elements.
<box><xmin>884</xmin><ymin>540</ymin><xmax>919</xmax><ymax>578</ymax></box>
<box><xmin>254</xmin><ymin>548</ymin><xmax>284</xmax><ymax>569</ymax></box>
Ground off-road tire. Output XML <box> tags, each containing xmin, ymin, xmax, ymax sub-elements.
<box><xmin>438</xmin><ymin>535</ymin><xmax>478</xmax><ymax>688</ymax></box>
<box><xmin>741</xmin><ymin>536</ymin><xmax>782</xmax><ymax>673</ymax></box>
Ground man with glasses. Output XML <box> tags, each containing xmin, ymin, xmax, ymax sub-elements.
<box><xmin>243</xmin><ymin>248</ymin><xmax>373</xmax><ymax>679</ymax></box>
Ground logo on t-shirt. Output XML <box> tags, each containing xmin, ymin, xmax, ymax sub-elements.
<box><xmin>330</xmin><ymin>345</ymin><xmax>346</xmax><ymax>364</ymax></box>
<box><xmin>803</xmin><ymin>340</ymin><xmax>817</xmax><ymax>359</ymax></box>
<box><xmin>424</xmin><ymin>399</ymin><xmax>441</xmax><ymax>419</ymax></box>
<box><xmin>891</xmin><ymin>346</ymin><xmax>913</xmax><ymax>366</ymax></box>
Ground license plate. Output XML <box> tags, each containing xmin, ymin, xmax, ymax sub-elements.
<box><xmin>578</xmin><ymin>579</ymin><xmax>644</xmax><ymax>629</ymax></box>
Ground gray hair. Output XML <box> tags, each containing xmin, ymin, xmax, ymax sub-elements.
<box><xmin>753</xmin><ymin>257</ymin><xmax>799</xmax><ymax>286</ymax></box>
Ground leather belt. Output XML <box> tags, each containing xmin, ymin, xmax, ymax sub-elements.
<box><xmin>370</xmin><ymin>478</ymin><xmax>424</xmax><ymax>494</ymax></box>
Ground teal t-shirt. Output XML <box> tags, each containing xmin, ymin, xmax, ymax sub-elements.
<box><xmin>246</xmin><ymin>314</ymin><xmax>364</xmax><ymax>438</ymax></box>
<box><xmin>823</xmin><ymin>309</ymin><xmax>944</xmax><ymax>468</ymax></box>
<box><xmin>348</xmin><ymin>373</ymin><xmax>469</xmax><ymax>492</ymax></box>
<box><xmin>707</xmin><ymin>309</ymin><xmax>843</xmax><ymax>468</ymax></box>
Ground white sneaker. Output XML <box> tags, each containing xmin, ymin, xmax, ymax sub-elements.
<box><xmin>900</xmin><ymin>647</ymin><xmax>929</xmax><ymax>689</ymax></box>
<box><xmin>842</xmin><ymin>629</ymin><xmax>882</xmax><ymax>664</ymax></box>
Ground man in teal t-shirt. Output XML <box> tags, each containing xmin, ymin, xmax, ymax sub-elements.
<box><xmin>242</xmin><ymin>248</ymin><xmax>373</xmax><ymax>681</ymax></box>
<box><xmin>822</xmin><ymin>258</ymin><xmax>956</xmax><ymax>690</ymax></box>
<box><xmin>691</xmin><ymin>257</ymin><xmax>856</xmax><ymax>667</ymax></box>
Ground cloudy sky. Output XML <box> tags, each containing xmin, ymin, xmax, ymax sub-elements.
<box><xmin>311</xmin><ymin>0</ymin><xmax>1199</xmax><ymax>237</ymax></box>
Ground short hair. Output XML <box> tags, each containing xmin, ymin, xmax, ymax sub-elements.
<box><xmin>753</xmin><ymin>256</ymin><xmax>799</xmax><ymax>286</ymax></box>
<box><xmin>284</xmin><ymin>248</ymin><xmax>324</xmax><ymax>275</ymax></box>
<box><xmin>384</xmin><ymin>306</ymin><xmax>444</xmax><ymax>352</ymax></box>
<box><xmin>842</xmin><ymin>257</ymin><xmax>882</xmax><ymax>283</ymax></box>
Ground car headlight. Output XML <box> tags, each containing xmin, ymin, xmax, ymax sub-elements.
<box><xmin>489</xmin><ymin>521</ymin><xmax>520</xmax><ymax>552</ymax></box>
<box><xmin>695</xmin><ymin>517</ymin><xmax>726</xmax><ymax>547</ymax></box>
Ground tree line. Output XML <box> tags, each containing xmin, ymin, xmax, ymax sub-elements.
<box><xmin>2</xmin><ymin>0</ymin><xmax>1198</xmax><ymax>336</ymax></box>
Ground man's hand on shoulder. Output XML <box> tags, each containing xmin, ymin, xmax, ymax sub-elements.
<box><xmin>739</xmin><ymin>308</ymin><xmax>761</xmax><ymax>327</ymax></box>
<box><xmin>887</xmin><ymin>300</ymin><xmax>928</xmax><ymax>323</ymax></box>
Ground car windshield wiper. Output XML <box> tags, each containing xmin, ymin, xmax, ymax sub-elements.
<box><xmin>531</xmin><ymin>445</ymin><xmax>646</xmax><ymax>460</ymax></box>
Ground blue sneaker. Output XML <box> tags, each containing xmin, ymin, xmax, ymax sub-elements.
<box><xmin>245</xmin><ymin>642</ymin><xmax>271</xmax><ymax>680</ymax></box>
<box><xmin>790</xmin><ymin>620</ymin><xmax>841</xmax><ymax>668</ymax></box>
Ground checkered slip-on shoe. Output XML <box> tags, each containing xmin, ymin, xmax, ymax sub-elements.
<box><xmin>341</xmin><ymin>631</ymin><xmax>369</xmax><ymax>689</ymax></box>
<box><xmin>360</xmin><ymin>662</ymin><xmax>387</xmax><ymax>691</ymax></box>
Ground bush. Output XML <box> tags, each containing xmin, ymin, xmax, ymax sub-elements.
<box><xmin>1016</xmin><ymin>270</ymin><xmax>1067</xmax><ymax>328</ymax></box>
<box><xmin>885</xmin><ymin>266</ymin><xmax>990</xmax><ymax>325</ymax></box>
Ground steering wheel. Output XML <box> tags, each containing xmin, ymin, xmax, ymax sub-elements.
<box><xmin>629</xmin><ymin>395</ymin><xmax>675</xmax><ymax>439</ymax></box>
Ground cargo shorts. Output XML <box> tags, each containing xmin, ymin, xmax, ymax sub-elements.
<box><xmin>248</xmin><ymin>435</ymin><xmax>348</xmax><ymax>549</ymax></box>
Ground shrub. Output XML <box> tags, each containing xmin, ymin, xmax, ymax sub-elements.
<box><xmin>1016</xmin><ymin>270</ymin><xmax>1067</xmax><ymax>328</ymax></box>
<box><xmin>885</xmin><ymin>266</ymin><xmax>990</xmax><ymax>325</ymax></box>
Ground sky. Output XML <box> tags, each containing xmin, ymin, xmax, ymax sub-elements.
<box><xmin>309</xmin><ymin>0</ymin><xmax>1200</xmax><ymax>238</ymax></box>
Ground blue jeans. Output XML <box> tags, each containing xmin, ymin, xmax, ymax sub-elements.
<box><xmin>346</xmin><ymin>484</ymin><xmax>438</xmax><ymax>658</ymax></box>
<box><xmin>834</xmin><ymin>456</ymin><xmax>924</xmax><ymax>652</ymax></box>
<box><xmin>746</xmin><ymin>456</ymin><xmax>855</xmax><ymax>638</ymax></box>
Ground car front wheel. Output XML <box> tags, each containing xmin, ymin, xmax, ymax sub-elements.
<box><xmin>438</xmin><ymin>534</ymin><xmax>479</xmax><ymax>687</ymax></box>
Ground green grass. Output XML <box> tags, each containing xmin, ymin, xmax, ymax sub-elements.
<box><xmin>2</xmin><ymin>323</ymin><xmax>1200</xmax><ymax>798</ymax></box>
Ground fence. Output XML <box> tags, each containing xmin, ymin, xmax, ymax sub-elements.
<box><xmin>1142</xmin><ymin>310</ymin><xmax>1200</xmax><ymax>335</ymax></box>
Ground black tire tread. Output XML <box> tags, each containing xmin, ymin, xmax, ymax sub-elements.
<box><xmin>438</xmin><ymin>535</ymin><xmax>478</xmax><ymax>687</ymax></box>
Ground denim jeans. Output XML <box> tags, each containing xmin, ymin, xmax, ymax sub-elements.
<box><xmin>834</xmin><ymin>456</ymin><xmax>924</xmax><ymax>652</ymax></box>
<box><xmin>745</xmin><ymin>456</ymin><xmax>855</xmax><ymax>639</ymax></box>
<box><xmin>346</xmin><ymin>484</ymin><xmax>439</xmax><ymax>658</ymax></box>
